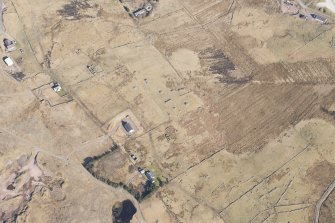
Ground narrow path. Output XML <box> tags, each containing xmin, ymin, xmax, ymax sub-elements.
<box><xmin>314</xmin><ymin>179</ymin><xmax>335</xmax><ymax>223</ymax></box>
<box><xmin>0</xmin><ymin>0</ymin><xmax>5</xmax><ymax>33</ymax></box>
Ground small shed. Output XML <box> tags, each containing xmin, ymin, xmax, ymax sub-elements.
<box><xmin>3</xmin><ymin>56</ymin><xmax>14</xmax><ymax>66</ymax></box>
<box><xmin>51</xmin><ymin>82</ymin><xmax>62</xmax><ymax>92</ymax></box>
<box><xmin>144</xmin><ymin>3</ymin><xmax>153</xmax><ymax>12</ymax></box>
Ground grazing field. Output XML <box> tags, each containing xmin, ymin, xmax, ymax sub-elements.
<box><xmin>1</xmin><ymin>0</ymin><xmax>335</xmax><ymax>222</ymax></box>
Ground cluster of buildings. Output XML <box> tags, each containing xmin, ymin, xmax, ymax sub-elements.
<box><xmin>137</xmin><ymin>167</ymin><xmax>155</xmax><ymax>183</ymax></box>
<box><xmin>281</xmin><ymin>0</ymin><xmax>328</xmax><ymax>24</ymax></box>
<box><xmin>120</xmin><ymin>116</ymin><xmax>156</xmax><ymax>184</ymax></box>
<box><xmin>2</xmin><ymin>38</ymin><xmax>17</xmax><ymax>67</ymax></box>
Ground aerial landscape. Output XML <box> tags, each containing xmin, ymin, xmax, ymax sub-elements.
<box><xmin>1</xmin><ymin>0</ymin><xmax>335</xmax><ymax>222</ymax></box>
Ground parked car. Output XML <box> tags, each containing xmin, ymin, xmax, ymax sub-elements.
<box><xmin>130</xmin><ymin>154</ymin><xmax>137</xmax><ymax>161</ymax></box>
<box><xmin>138</xmin><ymin>167</ymin><xmax>145</xmax><ymax>174</ymax></box>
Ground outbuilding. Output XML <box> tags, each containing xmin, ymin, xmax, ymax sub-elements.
<box><xmin>133</xmin><ymin>8</ymin><xmax>147</xmax><ymax>17</ymax></box>
<box><xmin>311</xmin><ymin>14</ymin><xmax>327</xmax><ymax>24</ymax></box>
<box><xmin>51</xmin><ymin>82</ymin><xmax>62</xmax><ymax>92</ymax></box>
<box><xmin>144</xmin><ymin>3</ymin><xmax>153</xmax><ymax>12</ymax></box>
<box><xmin>3</xmin><ymin>56</ymin><xmax>14</xmax><ymax>66</ymax></box>
<box><xmin>145</xmin><ymin>170</ymin><xmax>155</xmax><ymax>183</ymax></box>
<box><xmin>3</xmin><ymin>38</ymin><xmax>16</xmax><ymax>52</ymax></box>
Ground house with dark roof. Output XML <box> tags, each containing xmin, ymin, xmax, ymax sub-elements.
<box><xmin>122</xmin><ymin>120</ymin><xmax>135</xmax><ymax>134</ymax></box>
<box><xmin>3</xmin><ymin>38</ymin><xmax>16</xmax><ymax>52</ymax></box>
<box><xmin>311</xmin><ymin>14</ymin><xmax>327</xmax><ymax>24</ymax></box>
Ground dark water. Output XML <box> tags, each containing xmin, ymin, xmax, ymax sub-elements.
<box><xmin>112</xmin><ymin>200</ymin><xmax>137</xmax><ymax>223</ymax></box>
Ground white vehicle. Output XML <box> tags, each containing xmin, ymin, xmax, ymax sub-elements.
<box><xmin>138</xmin><ymin>167</ymin><xmax>145</xmax><ymax>174</ymax></box>
<box><xmin>3</xmin><ymin>56</ymin><xmax>14</xmax><ymax>66</ymax></box>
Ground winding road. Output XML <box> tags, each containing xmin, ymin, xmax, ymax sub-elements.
<box><xmin>314</xmin><ymin>179</ymin><xmax>335</xmax><ymax>223</ymax></box>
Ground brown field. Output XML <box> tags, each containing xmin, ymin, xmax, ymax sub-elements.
<box><xmin>1</xmin><ymin>0</ymin><xmax>335</xmax><ymax>222</ymax></box>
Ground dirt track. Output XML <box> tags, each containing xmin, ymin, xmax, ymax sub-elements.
<box><xmin>314</xmin><ymin>179</ymin><xmax>335</xmax><ymax>223</ymax></box>
<box><xmin>1</xmin><ymin>0</ymin><xmax>335</xmax><ymax>222</ymax></box>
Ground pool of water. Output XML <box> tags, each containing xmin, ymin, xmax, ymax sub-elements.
<box><xmin>112</xmin><ymin>199</ymin><xmax>137</xmax><ymax>223</ymax></box>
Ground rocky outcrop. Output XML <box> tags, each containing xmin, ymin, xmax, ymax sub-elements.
<box><xmin>0</xmin><ymin>152</ymin><xmax>58</xmax><ymax>222</ymax></box>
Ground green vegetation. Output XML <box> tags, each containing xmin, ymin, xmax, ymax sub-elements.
<box><xmin>82</xmin><ymin>143</ymin><xmax>165</xmax><ymax>202</ymax></box>
<box><xmin>56</xmin><ymin>89</ymin><xmax>67</xmax><ymax>97</ymax></box>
